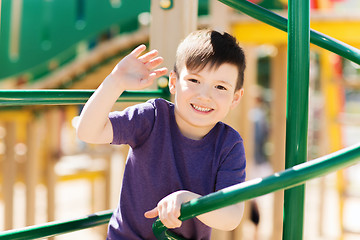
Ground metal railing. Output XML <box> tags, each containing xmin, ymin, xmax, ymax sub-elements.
<box><xmin>0</xmin><ymin>210</ymin><xmax>113</xmax><ymax>240</ymax></box>
<box><xmin>0</xmin><ymin>89</ymin><xmax>170</xmax><ymax>106</ymax></box>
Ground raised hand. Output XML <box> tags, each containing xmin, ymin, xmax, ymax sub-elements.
<box><xmin>109</xmin><ymin>44</ymin><xmax>168</xmax><ymax>90</ymax></box>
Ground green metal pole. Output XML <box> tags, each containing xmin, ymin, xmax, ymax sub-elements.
<box><xmin>0</xmin><ymin>89</ymin><xmax>170</xmax><ymax>106</ymax></box>
<box><xmin>0</xmin><ymin>210</ymin><xmax>113</xmax><ymax>240</ymax></box>
<box><xmin>283</xmin><ymin>1</ymin><xmax>310</xmax><ymax>239</ymax></box>
<box><xmin>217</xmin><ymin>0</ymin><xmax>360</xmax><ymax>65</ymax></box>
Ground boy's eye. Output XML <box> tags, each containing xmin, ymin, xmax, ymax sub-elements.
<box><xmin>215</xmin><ymin>85</ymin><xmax>227</xmax><ymax>91</ymax></box>
<box><xmin>188</xmin><ymin>79</ymin><xmax>199</xmax><ymax>84</ymax></box>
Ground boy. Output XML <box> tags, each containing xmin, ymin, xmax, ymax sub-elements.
<box><xmin>76</xmin><ymin>29</ymin><xmax>246</xmax><ymax>239</ymax></box>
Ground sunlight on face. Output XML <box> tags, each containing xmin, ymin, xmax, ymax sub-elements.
<box><xmin>169</xmin><ymin>63</ymin><xmax>243</xmax><ymax>140</ymax></box>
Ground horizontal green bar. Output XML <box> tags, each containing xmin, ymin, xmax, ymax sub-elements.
<box><xmin>219</xmin><ymin>0</ymin><xmax>360</xmax><ymax>65</ymax></box>
<box><xmin>0</xmin><ymin>210</ymin><xmax>113</xmax><ymax>240</ymax></box>
<box><xmin>153</xmin><ymin>142</ymin><xmax>360</xmax><ymax>238</ymax></box>
<box><xmin>0</xmin><ymin>89</ymin><xmax>170</xmax><ymax>106</ymax></box>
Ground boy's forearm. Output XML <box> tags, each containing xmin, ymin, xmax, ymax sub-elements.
<box><xmin>177</xmin><ymin>191</ymin><xmax>244</xmax><ymax>231</ymax></box>
<box><xmin>76</xmin><ymin>75</ymin><xmax>124</xmax><ymax>144</ymax></box>
<box><xmin>196</xmin><ymin>202</ymin><xmax>244</xmax><ymax>231</ymax></box>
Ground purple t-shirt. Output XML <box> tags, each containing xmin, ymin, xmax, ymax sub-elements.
<box><xmin>107</xmin><ymin>98</ymin><xmax>246</xmax><ymax>240</ymax></box>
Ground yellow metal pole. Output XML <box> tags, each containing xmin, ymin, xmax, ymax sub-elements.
<box><xmin>319</xmin><ymin>49</ymin><xmax>345</xmax><ymax>240</ymax></box>
<box><xmin>3</xmin><ymin>122</ymin><xmax>16</xmax><ymax>230</ymax></box>
<box><xmin>25</xmin><ymin>113</ymin><xmax>41</xmax><ymax>227</ymax></box>
<box><xmin>269</xmin><ymin>44</ymin><xmax>287</xmax><ymax>240</ymax></box>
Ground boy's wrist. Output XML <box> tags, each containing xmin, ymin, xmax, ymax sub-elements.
<box><xmin>104</xmin><ymin>74</ymin><xmax>126</xmax><ymax>93</ymax></box>
<box><xmin>177</xmin><ymin>190</ymin><xmax>201</xmax><ymax>203</ymax></box>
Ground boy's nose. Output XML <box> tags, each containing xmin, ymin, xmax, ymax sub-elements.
<box><xmin>197</xmin><ymin>85</ymin><xmax>211</xmax><ymax>100</ymax></box>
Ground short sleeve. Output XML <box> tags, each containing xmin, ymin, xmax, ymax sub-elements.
<box><xmin>109</xmin><ymin>101</ymin><xmax>155</xmax><ymax>148</ymax></box>
<box><xmin>215</xmin><ymin>141</ymin><xmax>246</xmax><ymax>191</ymax></box>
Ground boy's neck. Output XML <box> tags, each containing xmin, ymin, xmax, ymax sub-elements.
<box><xmin>174</xmin><ymin>113</ymin><xmax>215</xmax><ymax>141</ymax></box>
<box><xmin>179</xmin><ymin>128</ymin><xmax>208</xmax><ymax>141</ymax></box>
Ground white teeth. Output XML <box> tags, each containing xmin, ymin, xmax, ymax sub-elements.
<box><xmin>192</xmin><ymin>104</ymin><xmax>212</xmax><ymax>112</ymax></box>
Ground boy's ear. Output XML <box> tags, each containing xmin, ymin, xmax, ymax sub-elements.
<box><xmin>231</xmin><ymin>88</ymin><xmax>244</xmax><ymax>109</ymax></box>
<box><xmin>168</xmin><ymin>71</ymin><xmax>177</xmax><ymax>94</ymax></box>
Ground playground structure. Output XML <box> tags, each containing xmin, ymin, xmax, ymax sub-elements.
<box><xmin>0</xmin><ymin>0</ymin><xmax>360</xmax><ymax>239</ymax></box>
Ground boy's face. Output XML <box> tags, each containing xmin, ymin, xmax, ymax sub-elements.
<box><xmin>169</xmin><ymin>63</ymin><xmax>244</xmax><ymax>140</ymax></box>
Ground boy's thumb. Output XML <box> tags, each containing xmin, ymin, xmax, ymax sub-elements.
<box><xmin>144</xmin><ymin>207</ymin><xmax>158</xmax><ymax>219</ymax></box>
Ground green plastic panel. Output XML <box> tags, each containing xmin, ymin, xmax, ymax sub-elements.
<box><xmin>0</xmin><ymin>0</ymin><xmax>150</xmax><ymax>80</ymax></box>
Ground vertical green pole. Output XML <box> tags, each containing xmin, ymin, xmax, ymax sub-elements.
<box><xmin>283</xmin><ymin>0</ymin><xmax>310</xmax><ymax>240</ymax></box>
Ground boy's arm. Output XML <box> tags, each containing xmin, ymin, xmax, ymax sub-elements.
<box><xmin>197</xmin><ymin>199</ymin><xmax>244</xmax><ymax>231</ymax></box>
<box><xmin>144</xmin><ymin>190</ymin><xmax>244</xmax><ymax>231</ymax></box>
<box><xmin>76</xmin><ymin>45</ymin><xmax>167</xmax><ymax>144</ymax></box>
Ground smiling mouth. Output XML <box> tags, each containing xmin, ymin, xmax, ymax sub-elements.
<box><xmin>191</xmin><ymin>104</ymin><xmax>213</xmax><ymax>112</ymax></box>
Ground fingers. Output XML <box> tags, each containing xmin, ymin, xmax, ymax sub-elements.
<box><xmin>131</xmin><ymin>45</ymin><xmax>159</xmax><ymax>63</ymax></box>
<box><xmin>144</xmin><ymin>207</ymin><xmax>158</xmax><ymax>219</ymax></box>
<box><xmin>144</xmin><ymin>201</ymin><xmax>182</xmax><ymax>229</ymax></box>
<box><xmin>130</xmin><ymin>44</ymin><xmax>146</xmax><ymax>57</ymax></box>
<box><xmin>127</xmin><ymin>45</ymin><xmax>167</xmax><ymax>86</ymax></box>
<box><xmin>148</xmin><ymin>67</ymin><xmax>168</xmax><ymax>82</ymax></box>
<box><xmin>132</xmin><ymin>45</ymin><xmax>164</xmax><ymax>69</ymax></box>
<box><xmin>158</xmin><ymin>201</ymin><xmax>182</xmax><ymax>229</ymax></box>
<box><xmin>145</xmin><ymin>56</ymin><xmax>163</xmax><ymax>70</ymax></box>
<box><xmin>139</xmin><ymin>49</ymin><xmax>159</xmax><ymax>63</ymax></box>
<box><xmin>161</xmin><ymin>202</ymin><xmax>182</xmax><ymax>228</ymax></box>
